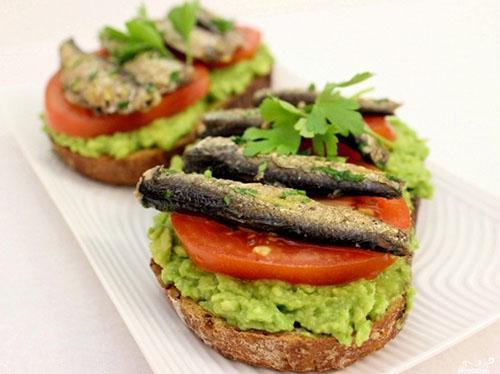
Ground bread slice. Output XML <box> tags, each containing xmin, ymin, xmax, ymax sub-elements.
<box><xmin>150</xmin><ymin>260</ymin><xmax>408</xmax><ymax>372</ymax></box>
<box><xmin>49</xmin><ymin>73</ymin><xmax>272</xmax><ymax>186</ymax></box>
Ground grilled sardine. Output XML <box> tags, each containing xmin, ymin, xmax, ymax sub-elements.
<box><xmin>198</xmin><ymin>108</ymin><xmax>262</xmax><ymax>138</ymax></box>
<box><xmin>122</xmin><ymin>51</ymin><xmax>193</xmax><ymax>95</ymax></box>
<box><xmin>59</xmin><ymin>39</ymin><xmax>159</xmax><ymax>114</ymax></box>
<box><xmin>155</xmin><ymin>12</ymin><xmax>242</xmax><ymax>63</ymax></box>
<box><xmin>184</xmin><ymin>137</ymin><xmax>402</xmax><ymax>198</ymax></box>
<box><xmin>136</xmin><ymin>168</ymin><xmax>409</xmax><ymax>255</ymax></box>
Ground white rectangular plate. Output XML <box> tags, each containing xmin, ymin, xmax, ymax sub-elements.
<box><xmin>3</xmin><ymin>67</ymin><xmax>500</xmax><ymax>373</ymax></box>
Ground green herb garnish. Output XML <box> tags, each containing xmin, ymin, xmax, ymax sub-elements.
<box><xmin>232</xmin><ymin>187</ymin><xmax>257</xmax><ymax>196</ymax></box>
<box><xmin>117</xmin><ymin>101</ymin><xmax>129</xmax><ymax>110</ymax></box>
<box><xmin>242</xmin><ymin>72</ymin><xmax>373</xmax><ymax>159</ymax></box>
<box><xmin>280</xmin><ymin>189</ymin><xmax>306</xmax><ymax>199</ymax></box>
<box><xmin>168</xmin><ymin>1</ymin><xmax>199</xmax><ymax>65</ymax></box>
<box><xmin>145</xmin><ymin>83</ymin><xmax>156</xmax><ymax>93</ymax></box>
<box><xmin>223</xmin><ymin>195</ymin><xmax>232</xmax><ymax>205</ymax></box>
<box><xmin>256</xmin><ymin>161</ymin><xmax>268</xmax><ymax>179</ymax></box>
<box><xmin>101</xmin><ymin>6</ymin><xmax>170</xmax><ymax>64</ymax></box>
<box><xmin>312</xmin><ymin>167</ymin><xmax>364</xmax><ymax>182</ymax></box>
<box><xmin>212</xmin><ymin>17</ymin><xmax>234</xmax><ymax>34</ymax></box>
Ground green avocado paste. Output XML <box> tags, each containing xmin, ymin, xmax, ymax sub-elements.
<box><xmin>148</xmin><ymin>212</ymin><xmax>413</xmax><ymax>346</ymax></box>
<box><xmin>44</xmin><ymin>45</ymin><xmax>273</xmax><ymax>159</ymax></box>
<box><xmin>208</xmin><ymin>45</ymin><xmax>273</xmax><ymax>102</ymax></box>
<box><xmin>386</xmin><ymin>117</ymin><xmax>433</xmax><ymax>199</ymax></box>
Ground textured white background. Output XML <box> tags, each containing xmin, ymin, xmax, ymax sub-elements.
<box><xmin>1</xmin><ymin>1</ymin><xmax>499</xmax><ymax>373</ymax></box>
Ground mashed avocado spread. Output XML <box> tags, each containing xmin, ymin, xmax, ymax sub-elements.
<box><xmin>208</xmin><ymin>45</ymin><xmax>273</xmax><ymax>102</ymax></box>
<box><xmin>387</xmin><ymin>117</ymin><xmax>433</xmax><ymax>199</ymax></box>
<box><xmin>45</xmin><ymin>45</ymin><xmax>274</xmax><ymax>159</ymax></box>
<box><xmin>149</xmin><ymin>212</ymin><xmax>412</xmax><ymax>346</ymax></box>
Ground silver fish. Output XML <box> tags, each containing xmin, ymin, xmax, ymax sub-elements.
<box><xmin>59</xmin><ymin>39</ymin><xmax>159</xmax><ymax>114</ymax></box>
<box><xmin>136</xmin><ymin>168</ymin><xmax>410</xmax><ymax>255</ymax></box>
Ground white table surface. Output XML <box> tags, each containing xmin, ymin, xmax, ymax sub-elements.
<box><xmin>1</xmin><ymin>1</ymin><xmax>499</xmax><ymax>373</ymax></box>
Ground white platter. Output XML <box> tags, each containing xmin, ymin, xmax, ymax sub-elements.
<box><xmin>2</xmin><ymin>66</ymin><xmax>500</xmax><ymax>373</ymax></box>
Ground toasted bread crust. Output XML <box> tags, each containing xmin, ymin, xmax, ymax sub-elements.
<box><xmin>48</xmin><ymin>72</ymin><xmax>272</xmax><ymax>185</ymax></box>
<box><xmin>150</xmin><ymin>260</ymin><xmax>408</xmax><ymax>372</ymax></box>
<box><xmin>51</xmin><ymin>132</ymin><xmax>194</xmax><ymax>186</ymax></box>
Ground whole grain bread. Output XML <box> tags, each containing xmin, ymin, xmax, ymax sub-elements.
<box><xmin>150</xmin><ymin>260</ymin><xmax>408</xmax><ymax>372</ymax></box>
<box><xmin>49</xmin><ymin>73</ymin><xmax>272</xmax><ymax>186</ymax></box>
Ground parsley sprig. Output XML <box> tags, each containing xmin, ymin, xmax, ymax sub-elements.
<box><xmin>242</xmin><ymin>72</ymin><xmax>375</xmax><ymax>158</ymax></box>
<box><xmin>168</xmin><ymin>1</ymin><xmax>200</xmax><ymax>65</ymax></box>
<box><xmin>101</xmin><ymin>6</ymin><xmax>170</xmax><ymax>64</ymax></box>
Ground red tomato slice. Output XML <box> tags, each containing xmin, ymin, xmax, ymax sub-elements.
<box><xmin>171</xmin><ymin>212</ymin><xmax>395</xmax><ymax>285</ymax></box>
<box><xmin>203</xmin><ymin>26</ymin><xmax>262</xmax><ymax>68</ymax></box>
<box><xmin>337</xmin><ymin>115</ymin><xmax>396</xmax><ymax>166</ymax></box>
<box><xmin>44</xmin><ymin>64</ymin><xmax>210</xmax><ymax>138</ymax></box>
<box><xmin>316</xmin><ymin>196</ymin><xmax>411</xmax><ymax>230</ymax></box>
<box><xmin>364</xmin><ymin>115</ymin><xmax>396</xmax><ymax>141</ymax></box>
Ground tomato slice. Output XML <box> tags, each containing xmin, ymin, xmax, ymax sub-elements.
<box><xmin>316</xmin><ymin>196</ymin><xmax>411</xmax><ymax>230</ymax></box>
<box><xmin>171</xmin><ymin>212</ymin><xmax>395</xmax><ymax>285</ymax></box>
<box><xmin>363</xmin><ymin>115</ymin><xmax>396</xmax><ymax>141</ymax></box>
<box><xmin>44</xmin><ymin>64</ymin><xmax>210</xmax><ymax>138</ymax></box>
<box><xmin>203</xmin><ymin>26</ymin><xmax>262</xmax><ymax>68</ymax></box>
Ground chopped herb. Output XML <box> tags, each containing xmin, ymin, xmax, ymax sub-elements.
<box><xmin>70</xmin><ymin>76</ymin><xmax>81</xmax><ymax>91</ymax></box>
<box><xmin>169</xmin><ymin>155</ymin><xmax>184</xmax><ymax>171</ymax></box>
<box><xmin>145</xmin><ymin>83</ymin><xmax>156</xmax><ymax>93</ymax></box>
<box><xmin>307</xmin><ymin>83</ymin><xmax>316</xmax><ymax>92</ymax></box>
<box><xmin>160</xmin><ymin>168</ymin><xmax>177</xmax><ymax>176</ymax></box>
<box><xmin>313</xmin><ymin>167</ymin><xmax>364</xmax><ymax>182</ymax></box>
<box><xmin>256</xmin><ymin>161</ymin><xmax>268</xmax><ymax>179</ymax></box>
<box><xmin>280</xmin><ymin>189</ymin><xmax>306</xmax><ymax>199</ymax></box>
<box><xmin>168</xmin><ymin>1</ymin><xmax>199</xmax><ymax>65</ymax></box>
<box><xmin>232</xmin><ymin>136</ymin><xmax>244</xmax><ymax>145</ymax></box>
<box><xmin>88</xmin><ymin>71</ymin><xmax>98</xmax><ymax>81</ymax></box>
<box><xmin>164</xmin><ymin>190</ymin><xmax>172</xmax><ymax>199</ymax></box>
<box><xmin>223</xmin><ymin>195</ymin><xmax>232</xmax><ymax>205</ymax></box>
<box><xmin>386</xmin><ymin>173</ymin><xmax>402</xmax><ymax>182</ymax></box>
<box><xmin>71</xmin><ymin>57</ymin><xmax>84</xmax><ymax>68</ymax></box>
<box><xmin>170</xmin><ymin>70</ymin><xmax>180</xmax><ymax>83</ymax></box>
<box><xmin>117</xmin><ymin>101</ymin><xmax>129</xmax><ymax>110</ymax></box>
<box><xmin>242</xmin><ymin>72</ymin><xmax>373</xmax><ymax>159</ymax></box>
<box><xmin>232</xmin><ymin>187</ymin><xmax>257</xmax><ymax>196</ymax></box>
<box><xmin>203</xmin><ymin>169</ymin><xmax>213</xmax><ymax>178</ymax></box>
<box><xmin>212</xmin><ymin>17</ymin><xmax>234</xmax><ymax>34</ymax></box>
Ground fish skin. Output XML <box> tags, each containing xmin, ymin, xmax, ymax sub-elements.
<box><xmin>253</xmin><ymin>88</ymin><xmax>401</xmax><ymax>114</ymax></box>
<box><xmin>136</xmin><ymin>167</ymin><xmax>409</xmax><ymax>255</ymax></box>
<box><xmin>184</xmin><ymin>137</ymin><xmax>403</xmax><ymax>198</ymax></box>
<box><xmin>198</xmin><ymin>108</ymin><xmax>262</xmax><ymax>138</ymax></box>
<box><xmin>155</xmin><ymin>15</ymin><xmax>242</xmax><ymax>63</ymax></box>
<box><xmin>122</xmin><ymin>51</ymin><xmax>193</xmax><ymax>95</ymax></box>
<box><xmin>59</xmin><ymin>39</ymin><xmax>159</xmax><ymax>114</ymax></box>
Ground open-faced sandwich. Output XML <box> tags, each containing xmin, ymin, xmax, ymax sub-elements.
<box><xmin>135</xmin><ymin>72</ymin><xmax>432</xmax><ymax>371</ymax></box>
<box><xmin>43</xmin><ymin>2</ymin><xmax>273</xmax><ymax>185</ymax></box>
